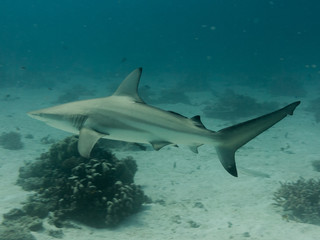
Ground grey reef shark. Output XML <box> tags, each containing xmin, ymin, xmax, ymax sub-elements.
<box><xmin>28</xmin><ymin>68</ymin><xmax>300</xmax><ymax>177</ymax></box>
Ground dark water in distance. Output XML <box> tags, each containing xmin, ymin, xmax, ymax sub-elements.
<box><xmin>0</xmin><ymin>0</ymin><xmax>319</xmax><ymax>89</ymax></box>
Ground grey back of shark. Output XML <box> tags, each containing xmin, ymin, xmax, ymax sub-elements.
<box><xmin>28</xmin><ymin>68</ymin><xmax>300</xmax><ymax>177</ymax></box>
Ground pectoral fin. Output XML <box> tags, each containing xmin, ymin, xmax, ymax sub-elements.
<box><xmin>78</xmin><ymin>128</ymin><xmax>107</xmax><ymax>158</ymax></box>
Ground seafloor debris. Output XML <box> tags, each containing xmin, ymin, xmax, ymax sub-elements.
<box><xmin>273</xmin><ymin>178</ymin><xmax>320</xmax><ymax>225</ymax></box>
<box><xmin>0</xmin><ymin>131</ymin><xmax>24</xmax><ymax>150</ymax></box>
<box><xmin>16</xmin><ymin>136</ymin><xmax>147</xmax><ymax>228</ymax></box>
<box><xmin>203</xmin><ymin>90</ymin><xmax>278</xmax><ymax>120</ymax></box>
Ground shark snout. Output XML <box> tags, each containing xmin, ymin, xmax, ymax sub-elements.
<box><xmin>27</xmin><ymin>110</ymin><xmax>44</xmax><ymax>120</ymax></box>
<box><xmin>27</xmin><ymin>111</ymin><xmax>36</xmax><ymax>117</ymax></box>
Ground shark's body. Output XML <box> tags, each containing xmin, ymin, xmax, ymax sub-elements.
<box><xmin>28</xmin><ymin>68</ymin><xmax>300</xmax><ymax>177</ymax></box>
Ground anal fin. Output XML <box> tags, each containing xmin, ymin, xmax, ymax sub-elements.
<box><xmin>189</xmin><ymin>144</ymin><xmax>203</xmax><ymax>153</ymax></box>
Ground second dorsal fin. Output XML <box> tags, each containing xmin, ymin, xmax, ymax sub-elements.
<box><xmin>191</xmin><ymin>115</ymin><xmax>206</xmax><ymax>129</ymax></box>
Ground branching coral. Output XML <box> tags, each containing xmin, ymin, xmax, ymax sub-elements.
<box><xmin>17</xmin><ymin>136</ymin><xmax>146</xmax><ymax>228</ymax></box>
<box><xmin>273</xmin><ymin>178</ymin><xmax>320</xmax><ymax>225</ymax></box>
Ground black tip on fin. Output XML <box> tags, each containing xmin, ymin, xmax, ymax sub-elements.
<box><xmin>191</xmin><ymin>115</ymin><xmax>207</xmax><ymax>129</ymax></box>
<box><xmin>285</xmin><ymin>101</ymin><xmax>300</xmax><ymax>115</ymax></box>
<box><xmin>226</xmin><ymin>165</ymin><xmax>238</xmax><ymax>177</ymax></box>
<box><xmin>112</xmin><ymin>68</ymin><xmax>144</xmax><ymax>103</ymax></box>
<box><xmin>215</xmin><ymin>147</ymin><xmax>238</xmax><ymax>177</ymax></box>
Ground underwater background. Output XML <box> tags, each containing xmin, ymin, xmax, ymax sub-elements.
<box><xmin>1</xmin><ymin>1</ymin><xmax>320</xmax><ymax>240</ymax></box>
<box><xmin>1</xmin><ymin>0</ymin><xmax>320</xmax><ymax>90</ymax></box>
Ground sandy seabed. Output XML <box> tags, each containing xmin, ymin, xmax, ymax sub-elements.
<box><xmin>0</xmin><ymin>78</ymin><xmax>319</xmax><ymax>240</ymax></box>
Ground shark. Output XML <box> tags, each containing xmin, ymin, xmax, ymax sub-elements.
<box><xmin>28</xmin><ymin>68</ymin><xmax>300</xmax><ymax>177</ymax></box>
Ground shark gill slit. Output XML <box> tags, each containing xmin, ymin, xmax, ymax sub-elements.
<box><xmin>71</xmin><ymin>115</ymin><xmax>88</xmax><ymax>130</ymax></box>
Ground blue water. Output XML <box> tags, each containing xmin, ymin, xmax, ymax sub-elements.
<box><xmin>1</xmin><ymin>1</ymin><xmax>320</xmax><ymax>239</ymax></box>
<box><xmin>1</xmin><ymin>0</ymin><xmax>319</xmax><ymax>90</ymax></box>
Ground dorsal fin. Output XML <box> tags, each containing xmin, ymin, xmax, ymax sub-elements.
<box><xmin>112</xmin><ymin>68</ymin><xmax>144</xmax><ymax>103</ymax></box>
<box><xmin>190</xmin><ymin>115</ymin><xmax>206</xmax><ymax>129</ymax></box>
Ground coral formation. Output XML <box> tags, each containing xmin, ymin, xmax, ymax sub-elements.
<box><xmin>2</xmin><ymin>208</ymin><xmax>43</xmax><ymax>232</ymax></box>
<box><xmin>273</xmin><ymin>178</ymin><xmax>320</xmax><ymax>225</ymax></box>
<box><xmin>203</xmin><ymin>90</ymin><xmax>279</xmax><ymax>120</ymax></box>
<box><xmin>17</xmin><ymin>136</ymin><xmax>146</xmax><ymax>228</ymax></box>
<box><xmin>0</xmin><ymin>225</ymin><xmax>36</xmax><ymax>240</ymax></box>
<box><xmin>0</xmin><ymin>131</ymin><xmax>23</xmax><ymax>150</ymax></box>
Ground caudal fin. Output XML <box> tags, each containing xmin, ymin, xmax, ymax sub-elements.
<box><xmin>215</xmin><ymin>101</ymin><xmax>300</xmax><ymax>177</ymax></box>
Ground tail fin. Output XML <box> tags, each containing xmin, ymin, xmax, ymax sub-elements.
<box><xmin>215</xmin><ymin>101</ymin><xmax>300</xmax><ymax>177</ymax></box>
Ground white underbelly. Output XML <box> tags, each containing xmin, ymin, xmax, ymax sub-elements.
<box><xmin>99</xmin><ymin>125</ymin><xmax>214</xmax><ymax>146</ymax></box>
